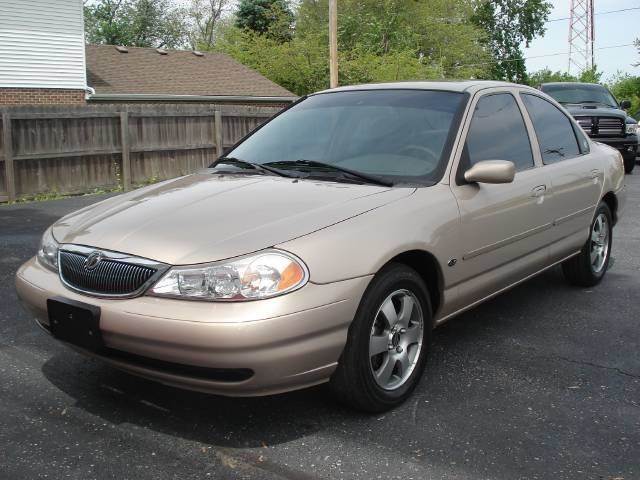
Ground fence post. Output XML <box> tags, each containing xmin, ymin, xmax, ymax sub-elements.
<box><xmin>119</xmin><ymin>110</ymin><xmax>131</xmax><ymax>191</ymax></box>
<box><xmin>2</xmin><ymin>113</ymin><xmax>16</xmax><ymax>202</ymax></box>
<box><xmin>214</xmin><ymin>110</ymin><xmax>223</xmax><ymax>159</ymax></box>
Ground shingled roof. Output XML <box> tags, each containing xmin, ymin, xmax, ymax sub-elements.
<box><xmin>86</xmin><ymin>44</ymin><xmax>295</xmax><ymax>99</ymax></box>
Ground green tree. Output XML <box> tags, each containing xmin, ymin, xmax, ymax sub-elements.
<box><xmin>217</xmin><ymin>0</ymin><xmax>491</xmax><ymax>95</ymax></box>
<box><xmin>577</xmin><ymin>65</ymin><xmax>603</xmax><ymax>84</ymax></box>
<box><xmin>235</xmin><ymin>0</ymin><xmax>294</xmax><ymax>41</ymax></box>
<box><xmin>85</xmin><ymin>0</ymin><xmax>188</xmax><ymax>48</ymax></box>
<box><xmin>296</xmin><ymin>0</ymin><xmax>490</xmax><ymax>79</ymax></box>
<box><xmin>608</xmin><ymin>72</ymin><xmax>640</xmax><ymax>115</ymax></box>
<box><xmin>471</xmin><ymin>0</ymin><xmax>552</xmax><ymax>83</ymax></box>
<box><xmin>527</xmin><ymin>68</ymin><xmax>577</xmax><ymax>86</ymax></box>
<box><xmin>187</xmin><ymin>0</ymin><xmax>231</xmax><ymax>49</ymax></box>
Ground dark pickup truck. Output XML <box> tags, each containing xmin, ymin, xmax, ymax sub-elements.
<box><xmin>540</xmin><ymin>82</ymin><xmax>638</xmax><ymax>173</ymax></box>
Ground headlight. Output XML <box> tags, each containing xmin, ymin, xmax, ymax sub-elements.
<box><xmin>149</xmin><ymin>250</ymin><xmax>309</xmax><ymax>301</ymax></box>
<box><xmin>627</xmin><ymin>123</ymin><xmax>638</xmax><ymax>134</ymax></box>
<box><xmin>37</xmin><ymin>227</ymin><xmax>59</xmax><ymax>272</ymax></box>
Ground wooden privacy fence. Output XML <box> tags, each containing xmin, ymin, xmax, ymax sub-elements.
<box><xmin>0</xmin><ymin>104</ymin><xmax>283</xmax><ymax>202</ymax></box>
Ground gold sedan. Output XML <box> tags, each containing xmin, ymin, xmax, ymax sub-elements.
<box><xmin>16</xmin><ymin>81</ymin><xmax>626</xmax><ymax>412</ymax></box>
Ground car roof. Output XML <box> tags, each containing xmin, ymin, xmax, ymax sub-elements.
<box><xmin>313</xmin><ymin>80</ymin><xmax>538</xmax><ymax>95</ymax></box>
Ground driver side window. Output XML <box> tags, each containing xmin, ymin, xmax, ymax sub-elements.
<box><xmin>458</xmin><ymin>93</ymin><xmax>534</xmax><ymax>183</ymax></box>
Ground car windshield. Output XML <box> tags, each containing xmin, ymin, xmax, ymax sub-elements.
<box><xmin>223</xmin><ymin>89</ymin><xmax>467</xmax><ymax>184</ymax></box>
<box><xmin>541</xmin><ymin>84</ymin><xmax>618</xmax><ymax>108</ymax></box>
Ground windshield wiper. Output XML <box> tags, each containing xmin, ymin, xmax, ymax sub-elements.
<box><xmin>213</xmin><ymin>157</ymin><xmax>294</xmax><ymax>177</ymax></box>
<box><xmin>263</xmin><ymin>159</ymin><xmax>394</xmax><ymax>187</ymax></box>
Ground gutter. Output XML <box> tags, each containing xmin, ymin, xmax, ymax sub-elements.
<box><xmin>87</xmin><ymin>93</ymin><xmax>298</xmax><ymax>104</ymax></box>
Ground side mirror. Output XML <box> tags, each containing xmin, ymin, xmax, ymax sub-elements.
<box><xmin>620</xmin><ymin>100</ymin><xmax>631</xmax><ymax>110</ymax></box>
<box><xmin>464</xmin><ymin>160</ymin><xmax>516</xmax><ymax>184</ymax></box>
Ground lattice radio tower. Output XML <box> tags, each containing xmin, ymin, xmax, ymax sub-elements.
<box><xmin>568</xmin><ymin>0</ymin><xmax>595</xmax><ymax>74</ymax></box>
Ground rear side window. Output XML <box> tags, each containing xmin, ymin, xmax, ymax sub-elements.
<box><xmin>461</xmin><ymin>93</ymin><xmax>534</xmax><ymax>176</ymax></box>
<box><xmin>521</xmin><ymin>94</ymin><xmax>581</xmax><ymax>164</ymax></box>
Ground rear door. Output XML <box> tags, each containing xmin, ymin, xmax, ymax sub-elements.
<box><xmin>519</xmin><ymin>92</ymin><xmax>603</xmax><ymax>262</ymax></box>
<box><xmin>448</xmin><ymin>89</ymin><xmax>556</xmax><ymax>308</ymax></box>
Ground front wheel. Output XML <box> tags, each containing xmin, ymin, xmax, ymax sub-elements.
<box><xmin>329</xmin><ymin>263</ymin><xmax>432</xmax><ymax>412</ymax></box>
<box><xmin>623</xmin><ymin>153</ymin><xmax>636</xmax><ymax>174</ymax></box>
<box><xmin>562</xmin><ymin>202</ymin><xmax>613</xmax><ymax>287</ymax></box>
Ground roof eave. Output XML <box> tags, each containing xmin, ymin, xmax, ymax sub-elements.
<box><xmin>87</xmin><ymin>93</ymin><xmax>298</xmax><ymax>103</ymax></box>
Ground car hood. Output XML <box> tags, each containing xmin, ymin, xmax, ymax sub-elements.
<box><xmin>563</xmin><ymin>104</ymin><xmax>627</xmax><ymax>119</ymax></box>
<box><xmin>52</xmin><ymin>172</ymin><xmax>414</xmax><ymax>265</ymax></box>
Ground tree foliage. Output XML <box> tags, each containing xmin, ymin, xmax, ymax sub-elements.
<box><xmin>84</xmin><ymin>0</ymin><xmax>187</xmax><ymax>48</ymax></box>
<box><xmin>527</xmin><ymin>65</ymin><xmax>604</xmax><ymax>87</ymax></box>
<box><xmin>471</xmin><ymin>0</ymin><xmax>551</xmax><ymax>83</ymax></box>
<box><xmin>608</xmin><ymin>72</ymin><xmax>640</xmax><ymax>115</ymax></box>
<box><xmin>187</xmin><ymin>0</ymin><xmax>231</xmax><ymax>49</ymax></box>
<box><xmin>526</xmin><ymin>68</ymin><xmax>577</xmax><ymax>86</ymax></box>
<box><xmin>217</xmin><ymin>0</ymin><xmax>491</xmax><ymax>95</ymax></box>
<box><xmin>235</xmin><ymin>0</ymin><xmax>294</xmax><ymax>41</ymax></box>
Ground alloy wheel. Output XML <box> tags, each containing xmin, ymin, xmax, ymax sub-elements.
<box><xmin>590</xmin><ymin>213</ymin><xmax>610</xmax><ymax>274</ymax></box>
<box><xmin>369</xmin><ymin>289</ymin><xmax>424</xmax><ymax>391</ymax></box>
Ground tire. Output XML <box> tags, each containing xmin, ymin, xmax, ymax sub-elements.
<box><xmin>329</xmin><ymin>263</ymin><xmax>432</xmax><ymax>412</ymax></box>
<box><xmin>623</xmin><ymin>153</ymin><xmax>635</xmax><ymax>174</ymax></box>
<box><xmin>562</xmin><ymin>201</ymin><xmax>613</xmax><ymax>287</ymax></box>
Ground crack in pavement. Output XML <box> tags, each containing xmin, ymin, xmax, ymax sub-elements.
<box><xmin>553</xmin><ymin>355</ymin><xmax>640</xmax><ymax>380</ymax></box>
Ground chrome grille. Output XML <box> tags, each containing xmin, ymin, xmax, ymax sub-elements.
<box><xmin>597</xmin><ymin>117</ymin><xmax>624</xmax><ymax>136</ymax></box>
<box><xmin>575</xmin><ymin>116</ymin><xmax>593</xmax><ymax>135</ymax></box>
<box><xmin>59</xmin><ymin>247</ymin><xmax>165</xmax><ymax>297</ymax></box>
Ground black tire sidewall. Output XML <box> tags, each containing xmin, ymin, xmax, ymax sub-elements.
<box><xmin>623</xmin><ymin>154</ymin><xmax>636</xmax><ymax>173</ymax></box>
<box><xmin>339</xmin><ymin>264</ymin><xmax>433</xmax><ymax>410</ymax></box>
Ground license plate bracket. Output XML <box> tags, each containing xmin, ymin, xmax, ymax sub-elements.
<box><xmin>47</xmin><ymin>297</ymin><xmax>104</xmax><ymax>351</ymax></box>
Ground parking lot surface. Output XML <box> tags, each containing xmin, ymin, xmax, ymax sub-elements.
<box><xmin>1</xmin><ymin>175</ymin><xmax>639</xmax><ymax>480</ymax></box>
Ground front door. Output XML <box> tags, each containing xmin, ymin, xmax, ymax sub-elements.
<box><xmin>448</xmin><ymin>91</ymin><xmax>555</xmax><ymax>308</ymax></box>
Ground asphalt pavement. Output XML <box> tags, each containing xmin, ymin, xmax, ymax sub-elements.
<box><xmin>1</xmin><ymin>175</ymin><xmax>639</xmax><ymax>480</ymax></box>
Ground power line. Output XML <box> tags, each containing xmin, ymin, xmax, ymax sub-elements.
<box><xmin>547</xmin><ymin>6</ymin><xmax>640</xmax><ymax>23</ymax></box>
<box><xmin>451</xmin><ymin>42</ymin><xmax>636</xmax><ymax>69</ymax></box>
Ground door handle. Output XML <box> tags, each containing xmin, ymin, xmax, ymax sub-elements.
<box><xmin>589</xmin><ymin>169</ymin><xmax>600</xmax><ymax>179</ymax></box>
<box><xmin>531</xmin><ymin>185</ymin><xmax>547</xmax><ymax>198</ymax></box>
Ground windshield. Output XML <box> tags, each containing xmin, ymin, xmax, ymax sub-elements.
<box><xmin>541</xmin><ymin>84</ymin><xmax>618</xmax><ymax>108</ymax></box>
<box><xmin>224</xmin><ymin>89</ymin><xmax>467</xmax><ymax>184</ymax></box>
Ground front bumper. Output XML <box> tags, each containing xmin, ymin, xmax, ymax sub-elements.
<box><xmin>16</xmin><ymin>257</ymin><xmax>370</xmax><ymax>396</ymax></box>
<box><xmin>594</xmin><ymin>134</ymin><xmax>638</xmax><ymax>157</ymax></box>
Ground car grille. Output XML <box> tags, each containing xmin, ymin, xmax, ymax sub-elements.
<box><xmin>59</xmin><ymin>249</ymin><xmax>160</xmax><ymax>296</ymax></box>
<box><xmin>574</xmin><ymin>116</ymin><xmax>624</xmax><ymax>137</ymax></box>
<box><xmin>575</xmin><ymin>116</ymin><xmax>593</xmax><ymax>135</ymax></box>
<box><xmin>597</xmin><ymin>117</ymin><xmax>624</xmax><ymax>136</ymax></box>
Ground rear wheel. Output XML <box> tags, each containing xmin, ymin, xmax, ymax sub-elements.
<box><xmin>330</xmin><ymin>263</ymin><xmax>432</xmax><ymax>412</ymax></box>
<box><xmin>562</xmin><ymin>202</ymin><xmax>612</xmax><ymax>287</ymax></box>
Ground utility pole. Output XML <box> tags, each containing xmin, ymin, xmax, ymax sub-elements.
<box><xmin>329</xmin><ymin>0</ymin><xmax>338</xmax><ymax>88</ymax></box>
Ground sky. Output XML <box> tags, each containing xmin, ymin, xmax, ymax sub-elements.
<box><xmin>523</xmin><ymin>0</ymin><xmax>640</xmax><ymax>81</ymax></box>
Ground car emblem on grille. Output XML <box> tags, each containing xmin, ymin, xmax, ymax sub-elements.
<box><xmin>83</xmin><ymin>251</ymin><xmax>103</xmax><ymax>271</ymax></box>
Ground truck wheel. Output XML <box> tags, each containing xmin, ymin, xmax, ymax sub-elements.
<box><xmin>330</xmin><ymin>263</ymin><xmax>432</xmax><ymax>412</ymax></box>
<box><xmin>562</xmin><ymin>202</ymin><xmax>612</xmax><ymax>287</ymax></box>
<box><xmin>623</xmin><ymin>153</ymin><xmax>635</xmax><ymax>174</ymax></box>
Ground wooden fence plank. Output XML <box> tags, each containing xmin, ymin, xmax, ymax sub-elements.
<box><xmin>120</xmin><ymin>111</ymin><xmax>131</xmax><ymax>192</ymax></box>
<box><xmin>13</xmin><ymin>148</ymin><xmax>123</xmax><ymax>161</ymax></box>
<box><xmin>131</xmin><ymin>143</ymin><xmax>216</xmax><ymax>154</ymax></box>
<box><xmin>214</xmin><ymin>110</ymin><xmax>223</xmax><ymax>159</ymax></box>
<box><xmin>2</xmin><ymin>113</ymin><xmax>16</xmax><ymax>202</ymax></box>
